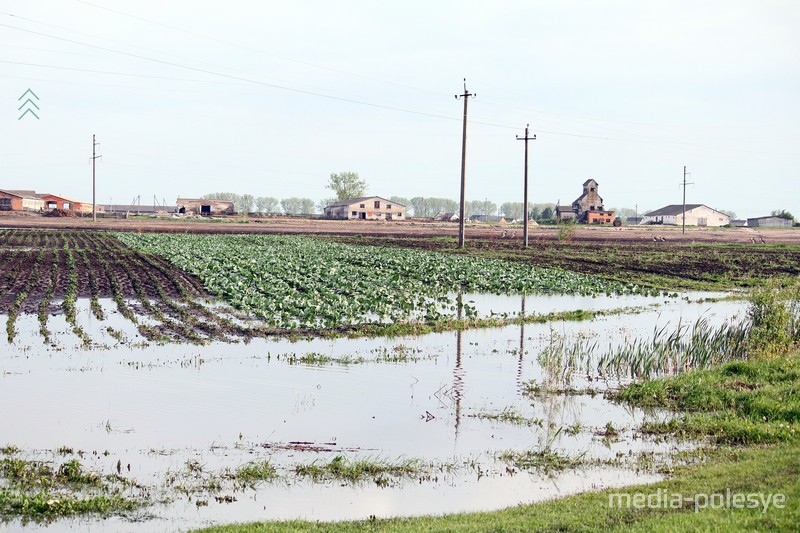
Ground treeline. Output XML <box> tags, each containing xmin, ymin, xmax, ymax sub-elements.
<box><xmin>201</xmin><ymin>192</ymin><xmax>645</xmax><ymax>221</ymax></box>
<box><xmin>200</xmin><ymin>193</ymin><xmax>315</xmax><ymax>215</ymax></box>
<box><xmin>389</xmin><ymin>196</ymin><xmax>558</xmax><ymax>221</ymax></box>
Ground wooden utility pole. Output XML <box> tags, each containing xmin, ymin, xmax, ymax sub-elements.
<box><xmin>455</xmin><ymin>79</ymin><xmax>475</xmax><ymax>248</ymax></box>
<box><xmin>91</xmin><ymin>135</ymin><xmax>101</xmax><ymax>222</ymax></box>
<box><xmin>681</xmin><ymin>166</ymin><xmax>694</xmax><ymax>234</ymax></box>
<box><xmin>516</xmin><ymin>124</ymin><xmax>536</xmax><ymax>247</ymax></box>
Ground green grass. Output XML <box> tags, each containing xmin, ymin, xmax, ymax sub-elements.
<box><xmin>292</xmin><ymin>456</ymin><xmax>422</xmax><ymax>487</ymax></box>
<box><xmin>0</xmin><ymin>457</ymin><xmax>139</xmax><ymax>520</ymax></box>
<box><xmin>611</xmin><ymin>356</ymin><xmax>800</xmax><ymax>445</ymax></box>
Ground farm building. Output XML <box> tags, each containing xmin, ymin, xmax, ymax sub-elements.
<box><xmin>730</xmin><ymin>219</ymin><xmax>748</xmax><ymax>227</ymax></box>
<box><xmin>101</xmin><ymin>204</ymin><xmax>174</xmax><ymax>216</ymax></box>
<box><xmin>555</xmin><ymin>205</ymin><xmax>577</xmax><ymax>222</ymax></box>
<box><xmin>39</xmin><ymin>193</ymin><xmax>89</xmax><ymax>213</ymax></box>
<box><xmin>746</xmin><ymin>216</ymin><xmax>793</xmax><ymax>228</ymax></box>
<box><xmin>625</xmin><ymin>216</ymin><xmax>643</xmax><ymax>225</ymax></box>
<box><xmin>176</xmin><ymin>198</ymin><xmax>235</xmax><ymax>215</ymax></box>
<box><xmin>643</xmin><ymin>204</ymin><xmax>730</xmax><ymax>227</ymax></box>
<box><xmin>433</xmin><ymin>212</ymin><xmax>459</xmax><ymax>222</ymax></box>
<box><xmin>0</xmin><ymin>190</ymin><xmax>45</xmax><ymax>211</ymax></box>
<box><xmin>323</xmin><ymin>197</ymin><xmax>406</xmax><ymax>220</ymax></box>
<box><xmin>556</xmin><ymin>179</ymin><xmax>615</xmax><ymax>224</ymax></box>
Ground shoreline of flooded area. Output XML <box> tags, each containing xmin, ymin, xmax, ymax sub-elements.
<box><xmin>1</xmin><ymin>293</ymin><xmax>745</xmax><ymax>531</ymax></box>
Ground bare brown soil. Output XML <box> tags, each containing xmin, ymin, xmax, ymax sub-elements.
<box><xmin>0</xmin><ymin>213</ymin><xmax>799</xmax><ymax>244</ymax></box>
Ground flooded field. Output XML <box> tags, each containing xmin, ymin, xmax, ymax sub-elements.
<box><xmin>1</xmin><ymin>291</ymin><xmax>745</xmax><ymax>532</ymax></box>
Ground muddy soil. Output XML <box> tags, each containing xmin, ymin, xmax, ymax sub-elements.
<box><xmin>0</xmin><ymin>228</ymin><xmax>245</xmax><ymax>344</ymax></box>
<box><xmin>1</xmin><ymin>213</ymin><xmax>799</xmax><ymax>244</ymax></box>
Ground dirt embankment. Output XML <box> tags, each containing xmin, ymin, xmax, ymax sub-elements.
<box><xmin>0</xmin><ymin>214</ymin><xmax>798</xmax><ymax>244</ymax></box>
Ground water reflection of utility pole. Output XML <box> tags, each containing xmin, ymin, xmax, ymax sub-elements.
<box><xmin>453</xmin><ymin>291</ymin><xmax>465</xmax><ymax>439</ymax></box>
<box><xmin>517</xmin><ymin>294</ymin><xmax>526</xmax><ymax>391</ymax></box>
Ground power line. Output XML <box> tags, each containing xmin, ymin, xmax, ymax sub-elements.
<box><xmin>75</xmin><ymin>0</ymin><xmax>450</xmax><ymax>98</ymax></box>
<box><xmin>0</xmin><ymin>60</ymin><xmax>244</xmax><ymax>83</ymax></box>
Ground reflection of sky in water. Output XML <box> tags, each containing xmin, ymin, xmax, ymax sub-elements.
<box><xmin>0</xmin><ymin>294</ymin><xmax>744</xmax><ymax>532</ymax></box>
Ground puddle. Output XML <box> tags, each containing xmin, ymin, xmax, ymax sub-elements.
<box><xmin>0</xmin><ymin>293</ymin><xmax>745</xmax><ymax>531</ymax></box>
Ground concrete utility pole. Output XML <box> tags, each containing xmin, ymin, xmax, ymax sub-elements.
<box><xmin>91</xmin><ymin>135</ymin><xmax>101</xmax><ymax>222</ymax></box>
<box><xmin>455</xmin><ymin>79</ymin><xmax>475</xmax><ymax>248</ymax></box>
<box><xmin>681</xmin><ymin>165</ymin><xmax>694</xmax><ymax>234</ymax></box>
<box><xmin>516</xmin><ymin>124</ymin><xmax>536</xmax><ymax>247</ymax></box>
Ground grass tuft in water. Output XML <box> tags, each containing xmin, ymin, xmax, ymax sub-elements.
<box><xmin>293</xmin><ymin>456</ymin><xmax>422</xmax><ymax>486</ymax></box>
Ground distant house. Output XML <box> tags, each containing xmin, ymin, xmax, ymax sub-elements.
<box><xmin>177</xmin><ymin>198</ymin><xmax>235</xmax><ymax>215</ymax></box>
<box><xmin>433</xmin><ymin>212</ymin><xmax>459</xmax><ymax>222</ymax></box>
<box><xmin>643</xmin><ymin>204</ymin><xmax>730</xmax><ymax>227</ymax></box>
<box><xmin>38</xmin><ymin>193</ymin><xmax>90</xmax><ymax>213</ymax></box>
<box><xmin>730</xmin><ymin>219</ymin><xmax>748</xmax><ymax>227</ymax></box>
<box><xmin>0</xmin><ymin>189</ymin><xmax>45</xmax><ymax>211</ymax></box>
<box><xmin>556</xmin><ymin>179</ymin><xmax>615</xmax><ymax>224</ymax></box>
<box><xmin>323</xmin><ymin>197</ymin><xmax>407</xmax><ymax>220</ymax></box>
<box><xmin>746</xmin><ymin>216</ymin><xmax>793</xmax><ymax>228</ymax></box>
<box><xmin>469</xmin><ymin>215</ymin><xmax>507</xmax><ymax>223</ymax></box>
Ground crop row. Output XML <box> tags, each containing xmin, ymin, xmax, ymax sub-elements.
<box><xmin>115</xmin><ymin>233</ymin><xmax>659</xmax><ymax>330</ymax></box>
<box><xmin>0</xmin><ymin>229</ymin><xmax>241</xmax><ymax>345</ymax></box>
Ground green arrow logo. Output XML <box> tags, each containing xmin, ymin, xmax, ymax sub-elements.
<box><xmin>17</xmin><ymin>88</ymin><xmax>40</xmax><ymax>120</ymax></box>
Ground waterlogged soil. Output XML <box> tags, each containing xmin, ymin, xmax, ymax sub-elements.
<box><xmin>0</xmin><ymin>229</ymin><xmax>264</xmax><ymax>344</ymax></box>
<box><xmin>0</xmin><ymin>295</ymin><xmax>747</xmax><ymax>532</ymax></box>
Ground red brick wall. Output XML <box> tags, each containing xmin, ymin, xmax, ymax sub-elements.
<box><xmin>0</xmin><ymin>192</ymin><xmax>23</xmax><ymax>211</ymax></box>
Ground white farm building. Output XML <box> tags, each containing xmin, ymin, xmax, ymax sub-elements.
<box><xmin>323</xmin><ymin>196</ymin><xmax>407</xmax><ymax>221</ymax></box>
<box><xmin>643</xmin><ymin>204</ymin><xmax>730</xmax><ymax>227</ymax></box>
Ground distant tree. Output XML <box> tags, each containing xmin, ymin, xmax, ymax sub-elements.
<box><xmin>539</xmin><ymin>206</ymin><xmax>554</xmax><ymax>222</ymax></box>
<box><xmin>608</xmin><ymin>207</ymin><xmax>638</xmax><ymax>220</ymax></box>
<box><xmin>410</xmin><ymin>197</ymin><xmax>429</xmax><ymax>217</ymax></box>
<box><xmin>771</xmin><ymin>209</ymin><xmax>794</xmax><ymax>220</ymax></box>
<box><xmin>426</xmin><ymin>197</ymin><xmax>458</xmax><ymax>216</ymax></box>
<box><xmin>255</xmin><ymin>196</ymin><xmax>280</xmax><ymax>213</ymax></box>
<box><xmin>317</xmin><ymin>197</ymin><xmax>337</xmax><ymax>214</ymax></box>
<box><xmin>327</xmin><ymin>171</ymin><xmax>367</xmax><ymax>201</ymax></box>
<box><xmin>299</xmin><ymin>198</ymin><xmax>316</xmax><ymax>214</ymax></box>
<box><xmin>720</xmin><ymin>209</ymin><xmax>737</xmax><ymax>219</ymax></box>
<box><xmin>280</xmin><ymin>197</ymin><xmax>316</xmax><ymax>215</ymax></box>
<box><xmin>240</xmin><ymin>194</ymin><xmax>255</xmax><ymax>213</ymax></box>
<box><xmin>529</xmin><ymin>206</ymin><xmax>540</xmax><ymax>221</ymax></box>
<box><xmin>389</xmin><ymin>196</ymin><xmax>411</xmax><ymax>210</ymax></box>
<box><xmin>501</xmin><ymin>202</ymin><xmax>527</xmax><ymax>220</ymax></box>
<box><xmin>464</xmin><ymin>200</ymin><xmax>497</xmax><ymax>218</ymax></box>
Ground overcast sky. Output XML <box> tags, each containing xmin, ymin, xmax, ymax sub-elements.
<box><xmin>1</xmin><ymin>1</ymin><xmax>798</xmax><ymax>218</ymax></box>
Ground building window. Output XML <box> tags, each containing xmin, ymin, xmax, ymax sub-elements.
<box><xmin>397</xmin><ymin>213</ymin><xmax>402</xmax><ymax>217</ymax></box>
<box><xmin>352</xmin><ymin>211</ymin><xmax>357</xmax><ymax>216</ymax></box>
<box><xmin>590</xmin><ymin>188</ymin><xmax>595</xmax><ymax>192</ymax></box>
<box><xmin>374</xmin><ymin>200</ymin><xmax>380</xmax><ymax>208</ymax></box>
<box><xmin>376</xmin><ymin>212</ymin><xmax>382</xmax><ymax>216</ymax></box>
<box><xmin>360</xmin><ymin>204</ymin><xmax>365</xmax><ymax>208</ymax></box>
<box><xmin>387</xmin><ymin>204</ymin><xmax>392</xmax><ymax>209</ymax></box>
